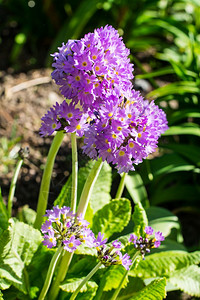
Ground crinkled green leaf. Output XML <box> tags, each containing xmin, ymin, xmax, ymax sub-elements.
<box><xmin>116</xmin><ymin>277</ymin><xmax>145</xmax><ymax>299</ymax></box>
<box><xmin>0</xmin><ymin>278</ymin><xmax>10</xmax><ymax>290</ymax></box>
<box><xmin>92</xmin><ymin>198</ymin><xmax>131</xmax><ymax>239</ymax></box>
<box><xmin>60</xmin><ymin>276</ymin><xmax>98</xmax><ymax>293</ymax></box>
<box><xmin>132</xmin><ymin>202</ymin><xmax>148</xmax><ymax>237</ymax></box>
<box><xmin>17</xmin><ymin>205</ymin><xmax>36</xmax><ymax>226</ymax></box>
<box><xmin>0</xmin><ymin>219</ymin><xmax>42</xmax><ymax>293</ymax></box>
<box><xmin>130</xmin><ymin>278</ymin><xmax>166</xmax><ymax>300</ymax></box>
<box><xmin>0</xmin><ymin>290</ymin><xmax>3</xmax><ymax>300</ymax></box>
<box><xmin>168</xmin><ymin>265</ymin><xmax>200</xmax><ymax>297</ymax></box>
<box><xmin>100</xmin><ymin>265</ymin><xmax>127</xmax><ymax>292</ymax></box>
<box><xmin>125</xmin><ymin>173</ymin><xmax>149</xmax><ymax>208</ymax></box>
<box><xmin>129</xmin><ymin>251</ymin><xmax>200</xmax><ymax>278</ymax></box>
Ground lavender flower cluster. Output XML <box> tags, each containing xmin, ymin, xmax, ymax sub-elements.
<box><xmin>40</xmin><ymin>25</ymin><xmax>168</xmax><ymax>173</ymax></box>
<box><xmin>129</xmin><ymin>226</ymin><xmax>165</xmax><ymax>259</ymax></box>
<box><xmin>41</xmin><ymin>206</ymin><xmax>131</xmax><ymax>270</ymax></box>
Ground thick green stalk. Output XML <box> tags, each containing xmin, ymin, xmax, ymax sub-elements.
<box><xmin>71</xmin><ymin>132</ymin><xmax>78</xmax><ymax>213</ymax></box>
<box><xmin>77</xmin><ymin>158</ymin><xmax>103</xmax><ymax>217</ymax></box>
<box><xmin>115</xmin><ymin>172</ymin><xmax>127</xmax><ymax>199</ymax></box>
<box><xmin>110</xmin><ymin>251</ymin><xmax>139</xmax><ymax>300</ymax></box>
<box><xmin>38</xmin><ymin>244</ymin><xmax>63</xmax><ymax>300</ymax></box>
<box><xmin>70</xmin><ymin>262</ymin><xmax>102</xmax><ymax>300</ymax></box>
<box><xmin>34</xmin><ymin>131</ymin><xmax>64</xmax><ymax>229</ymax></box>
<box><xmin>7</xmin><ymin>158</ymin><xmax>23</xmax><ymax>218</ymax></box>
<box><xmin>47</xmin><ymin>251</ymin><xmax>73</xmax><ymax>300</ymax></box>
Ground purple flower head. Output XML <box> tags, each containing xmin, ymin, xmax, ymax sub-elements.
<box><xmin>63</xmin><ymin>236</ymin><xmax>81</xmax><ymax>252</ymax></box>
<box><xmin>155</xmin><ymin>231</ymin><xmax>165</xmax><ymax>242</ymax></box>
<box><xmin>144</xmin><ymin>226</ymin><xmax>154</xmax><ymax>236</ymax></box>
<box><xmin>42</xmin><ymin>231</ymin><xmax>57</xmax><ymax>249</ymax></box>
<box><xmin>130</xmin><ymin>227</ymin><xmax>165</xmax><ymax>258</ymax></box>
<box><xmin>121</xmin><ymin>253</ymin><xmax>132</xmax><ymax>270</ymax></box>
<box><xmin>112</xmin><ymin>240</ymin><xmax>122</xmax><ymax>249</ymax></box>
<box><xmin>41</xmin><ymin>206</ymin><xmax>93</xmax><ymax>251</ymax></box>
<box><xmin>41</xmin><ymin>220</ymin><xmax>53</xmax><ymax>234</ymax></box>
<box><xmin>94</xmin><ymin>232</ymin><xmax>108</xmax><ymax>247</ymax></box>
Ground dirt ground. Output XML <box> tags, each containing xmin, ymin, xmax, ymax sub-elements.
<box><xmin>0</xmin><ymin>68</ymin><xmax>77</xmax><ymax>212</ymax></box>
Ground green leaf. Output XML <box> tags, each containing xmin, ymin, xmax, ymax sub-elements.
<box><xmin>160</xmin><ymin>144</ymin><xmax>200</xmax><ymax>166</ymax></box>
<box><xmin>168</xmin><ymin>109</ymin><xmax>200</xmax><ymax>125</ymax></box>
<box><xmin>125</xmin><ymin>173</ymin><xmax>149</xmax><ymax>208</ymax></box>
<box><xmin>163</xmin><ymin>124</ymin><xmax>200</xmax><ymax>137</ymax></box>
<box><xmin>132</xmin><ymin>203</ymin><xmax>148</xmax><ymax>237</ymax></box>
<box><xmin>17</xmin><ymin>205</ymin><xmax>36</xmax><ymax>226</ymax></box>
<box><xmin>0</xmin><ymin>219</ymin><xmax>42</xmax><ymax>293</ymax></box>
<box><xmin>168</xmin><ymin>265</ymin><xmax>200</xmax><ymax>297</ymax></box>
<box><xmin>100</xmin><ymin>265</ymin><xmax>127</xmax><ymax>292</ymax></box>
<box><xmin>0</xmin><ymin>290</ymin><xmax>3</xmax><ymax>300</ymax></box>
<box><xmin>0</xmin><ymin>278</ymin><xmax>10</xmax><ymax>290</ymax></box>
<box><xmin>130</xmin><ymin>278</ymin><xmax>166</xmax><ymax>300</ymax></box>
<box><xmin>0</xmin><ymin>188</ymin><xmax>8</xmax><ymax>230</ymax></box>
<box><xmin>54</xmin><ymin>161</ymin><xmax>111</xmax><ymax>213</ymax></box>
<box><xmin>115</xmin><ymin>277</ymin><xmax>145</xmax><ymax>299</ymax></box>
<box><xmin>129</xmin><ymin>251</ymin><xmax>200</xmax><ymax>278</ymax></box>
<box><xmin>92</xmin><ymin>198</ymin><xmax>131</xmax><ymax>239</ymax></box>
<box><xmin>147</xmin><ymin>81</ymin><xmax>200</xmax><ymax>100</ymax></box>
<box><xmin>60</xmin><ymin>276</ymin><xmax>98</xmax><ymax>293</ymax></box>
<box><xmin>146</xmin><ymin>207</ymin><xmax>181</xmax><ymax>238</ymax></box>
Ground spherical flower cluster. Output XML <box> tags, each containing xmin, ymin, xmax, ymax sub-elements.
<box><xmin>40</xmin><ymin>25</ymin><xmax>168</xmax><ymax>173</ymax></box>
<box><xmin>95</xmin><ymin>234</ymin><xmax>132</xmax><ymax>270</ymax></box>
<box><xmin>82</xmin><ymin>90</ymin><xmax>168</xmax><ymax>173</ymax></box>
<box><xmin>51</xmin><ymin>25</ymin><xmax>133</xmax><ymax>110</ymax></box>
<box><xmin>129</xmin><ymin>226</ymin><xmax>165</xmax><ymax>259</ymax></box>
<box><xmin>41</xmin><ymin>206</ymin><xmax>94</xmax><ymax>251</ymax></box>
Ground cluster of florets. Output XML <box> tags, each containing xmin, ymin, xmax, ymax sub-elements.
<box><xmin>41</xmin><ymin>207</ymin><xmax>132</xmax><ymax>270</ymax></box>
<box><xmin>51</xmin><ymin>25</ymin><xmax>133</xmax><ymax>110</ymax></box>
<box><xmin>82</xmin><ymin>91</ymin><xmax>168</xmax><ymax>173</ymax></box>
<box><xmin>41</xmin><ymin>206</ymin><xmax>94</xmax><ymax>251</ymax></box>
<box><xmin>40</xmin><ymin>25</ymin><xmax>168</xmax><ymax>173</ymax></box>
<box><xmin>95</xmin><ymin>233</ymin><xmax>132</xmax><ymax>270</ymax></box>
<box><xmin>129</xmin><ymin>226</ymin><xmax>165</xmax><ymax>259</ymax></box>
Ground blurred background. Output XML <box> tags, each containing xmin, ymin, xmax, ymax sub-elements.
<box><xmin>0</xmin><ymin>0</ymin><xmax>200</xmax><ymax>285</ymax></box>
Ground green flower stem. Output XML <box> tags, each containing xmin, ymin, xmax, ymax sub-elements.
<box><xmin>34</xmin><ymin>131</ymin><xmax>65</xmax><ymax>229</ymax></box>
<box><xmin>48</xmin><ymin>251</ymin><xmax>74</xmax><ymax>300</ymax></box>
<box><xmin>77</xmin><ymin>158</ymin><xmax>103</xmax><ymax>217</ymax></box>
<box><xmin>48</xmin><ymin>158</ymin><xmax>103</xmax><ymax>300</ymax></box>
<box><xmin>71</xmin><ymin>132</ymin><xmax>78</xmax><ymax>213</ymax></box>
<box><xmin>110</xmin><ymin>251</ymin><xmax>140</xmax><ymax>300</ymax></box>
<box><xmin>7</xmin><ymin>157</ymin><xmax>23</xmax><ymax>218</ymax></box>
<box><xmin>38</xmin><ymin>244</ymin><xmax>63</xmax><ymax>300</ymax></box>
<box><xmin>115</xmin><ymin>172</ymin><xmax>127</xmax><ymax>199</ymax></box>
<box><xmin>70</xmin><ymin>262</ymin><xmax>102</xmax><ymax>300</ymax></box>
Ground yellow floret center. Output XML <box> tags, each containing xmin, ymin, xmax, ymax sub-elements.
<box><xmin>67</xmin><ymin>113</ymin><xmax>73</xmax><ymax>118</ymax></box>
<box><xmin>129</xmin><ymin>142</ymin><xmax>134</xmax><ymax>148</ymax></box>
<box><xmin>94</xmin><ymin>83</ymin><xmax>99</xmax><ymax>87</ymax></box>
<box><xmin>69</xmin><ymin>243</ymin><xmax>74</xmax><ymax>248</ymax></box>
<box><xmin>52</xmin><ymin>123</ymin><xmax>57</xmax><ymax>129</ymax></box>
<box><xmin>76</xmin><ymin>124</ymin><xmax>81</xmax><ymax>130</ymax></box>
<box><xmin>49</xmin><ymin>238</ymin><xmax>53</xmax><ymax>242</ymax></box>
<box><xmin>87</xmin><ymin>79</ymin><xmax>91</xmax><ymax>84</ymax></box>
<box><xmin>92</xmin><ymin>55</ymin><xmax>97</xmax><ymax>60</ymax></box>
<box><xmin>112</xmin><ymin>134</ymin><xmax>117</xmax><ymax>139</ymax></box>
<box><xmin>138</xmin><ymin>133</ymin><xmax>142</xmax><ymax>138</ymax></box>
<box><xmin>75</xmin><ymin>76</ymin><xmax>80</xmax><ymax>81</ymax></box>
<box><xmin>117</xmin><ymin>126</ymin><xmax>122</xmax><ymax>131</ymax></box>
<box><xmin>95</xmin><ymin>66</ymin><xmax>100</xmax><ymax>71</ymax></box>
<box><xmin>108</xmin><ymin>112</ymin><xmax>113</xmax><ymax>117</ymax></box>
<box><xmin>128</xmin><ymin>113</ymin><xmax>132</xmax><ymax>118</ymax></box>
<box><xmin>119</xmin><ymin>150</ymin><xmax>125</xmax><ymax>156</ymax></box>
<box><xmin>107</xmin><ymin>148</ymin><xmax>112</xmax><ymax>153</ymax></box>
